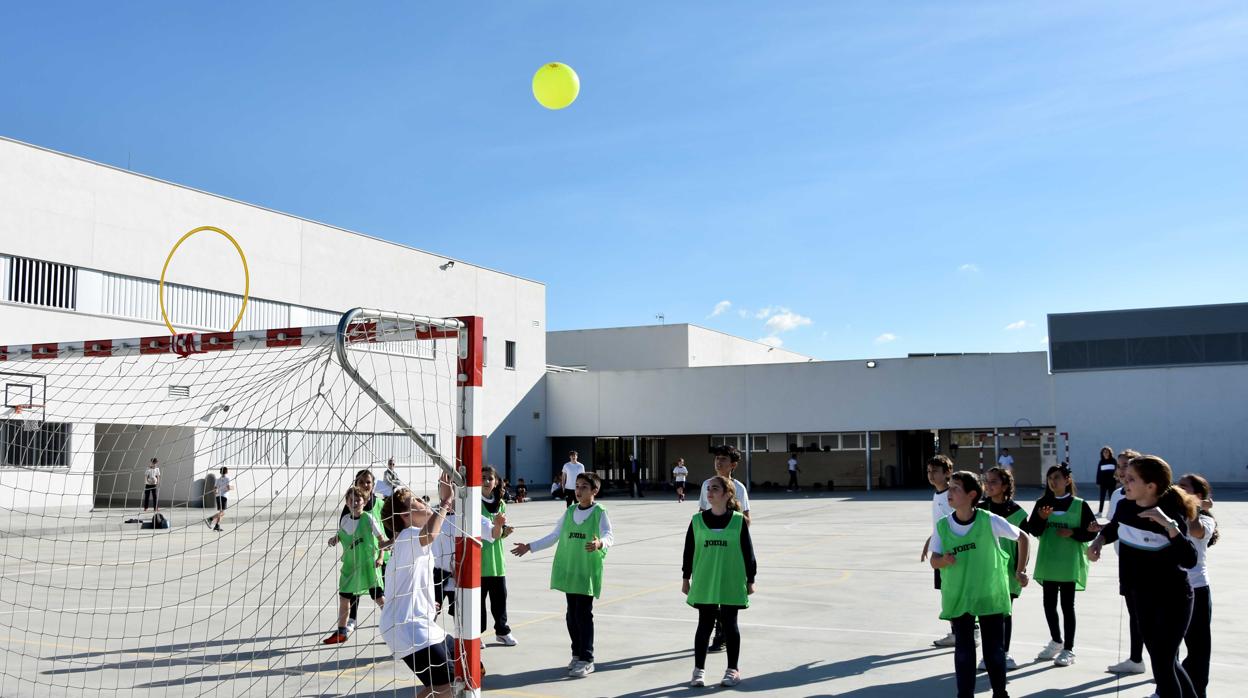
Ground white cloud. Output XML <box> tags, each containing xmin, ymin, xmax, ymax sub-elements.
<box><xmin>764</xmin><ymin>309</ymin><xmax>813</xmax><ymax>333</ymax></box>
<box><xmin>875</xmin><ymin>332</ymin><xmax>897</xmax><ymax>344</ymax></box>
<box><xmin>753</xmin><ymin>306</ymin><xmax>776</xmax><ymax>320</ymax></box>
<box><xmin>958</xmin><ymin>263</ymin><xmax>980</xmax><ymax>273</ymax></box>
<box><xmin>758</xmin><ymin>336</ymin><xmax>784</xmax><ymax>348</ymax></box>
<box><xmin>1005</xmin><ymin>320</ymin><xmax>1031</xmax><ymax>331</ymax></box>
<box><xmin>709</xmin><ymin>300</ymin><xmax>732</xmax><ymax>318</ymax></box>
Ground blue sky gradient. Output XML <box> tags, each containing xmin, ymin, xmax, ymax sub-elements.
<box><xmin>3</xmin><ymin>2</ymin><xmax>1246</xmax><ymax>359</ymax></box>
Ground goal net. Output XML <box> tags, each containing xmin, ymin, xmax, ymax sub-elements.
<box><xmin>0</xmin><ymin>309</ymin><xmax>484</xmax><ymax>698</ymax></box>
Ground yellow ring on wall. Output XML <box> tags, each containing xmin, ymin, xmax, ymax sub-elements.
<box><xmin>159</xmin><ymin>226</ymin><xmax>250</xmax><ymax>336</ymax></box>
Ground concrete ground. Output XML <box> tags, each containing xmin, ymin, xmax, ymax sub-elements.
<box><xmin>1</xmin><ymin>488</ymin><xmax>1245</xmax><ymax>697</ymax></box>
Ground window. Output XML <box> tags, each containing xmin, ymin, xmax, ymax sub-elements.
<box><xmin>214</xmin><ymin>429</ymin><xmax>287</xmax><ymax>467</ymax></box>
<box><xmin>841</xmin><ymin>433</ymin><xmax>863</xmax><ymax>450</ymax></box>
<box><xmin>819</xmin><ymin>434</ymin><xmax>840</xmax><ymax>451</ymax></box>
<box><xmin>6</xmin><ymin>256</ymin><xmax>77</xmax><ymax>310</ymax></box>
<box><xmin>710</xmin><ymin>435</ymin><xmax>745</xmax><ymax>451</ymax></box>
<box><xmin>505</xmin><ymin>340</ymin><xmax>516</xmax><ymax>369</ymax></box>
<box><xmin>2</xmin><ymin>420</ymin><xmax>70</xmax><ymax>468</ymax></box>
<box><xmin>750</xmin><ymin>435</ymin><xmax>768</xmax><ymax>452</ymax></box>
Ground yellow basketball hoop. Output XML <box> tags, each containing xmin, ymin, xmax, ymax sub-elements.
<box><xmin>159</xmin><ymin>226</ymin><xmax>250</xmax><ymax>336</ymax></box>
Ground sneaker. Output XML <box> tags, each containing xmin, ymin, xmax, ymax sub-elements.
<box><xmin>345</xmin><ymin>620</ymin><xmax>356</xmax><ymax>635</ymax></box>
<box><xmin>932</xmin><ymin>632</ymin><xmax>957</xmax><ymax>648</ymax></box>
<box><xmin>213</xmin><ymin>525</ymin><xmax>223</xmax><ymax>532</ymax></box>
<box><xmin>707</xmin><ymin>641</ymin><xmax>726</xmax><ymax>653</ymax></box>
<box><xmin>1005</xmin><ymin>654</ymin><xmax>1018</xmax><ymax>671</ymax></box>
<box><xmin>495</xmin><ymin>634</ymin><xmax>518</xmax><ymax>647</ymax></box>
<box><xmin>321</xmin><ymin>632</ymin><xmax>347</xmax><ymax>645</ymax></box>
<box><xmin>1036</xmin><ymin>640</ymin><xmax>1063</xmax><ymax>660</ymax></box>
<box><xmin>1054</xmin><ymin>649</ymin><xmax>1076</xmax><ymax>667</ymax></box>
<box><xmin>204</xmin><ymin>517</ymin><xmax>213</xmax><ymax>529</ymax></box>
<box><xmin>721</xmin><ymin>669</ymin><xmax>741</xmax><ymax>687</ymax></box>
<box><xmin>977</xmin><ymin>659</ymin><xmax>986</xmax><ymax>672</ymax></box>
<box><xmin>570</xmin><ymin>661</ymin><xmax>594</xmax><ymax>678</ymax></box>
<box><xmin>1106</xmin><ymin>658</ymin><xmax>1146</xmax><ymax>674</ymax></box>
<box><xmin>567</xmin><ymin>656</ymin><xmax>580</xmax><ymax>670</ymax></box>
<box><xmin>690</xmin><ymin>668</ymin><xmax>706</xmax><ymax>687</ymax></box>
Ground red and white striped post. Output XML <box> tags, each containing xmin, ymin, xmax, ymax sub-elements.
<box><xmin>454</xmin><ymin>316</ymin><xmax>484</xmax><ymax>697</ymax></box>
<box><xmin>1059</xmin><ymin>431</ymin><xmax>1070</xmax><ymax>466</ymax></box>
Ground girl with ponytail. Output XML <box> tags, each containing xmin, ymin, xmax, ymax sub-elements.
<box><xmin>1088</xmin><ymin>455</ymin><xmax>1199</xmax><ymax>698</ymax></box>
<box><xmin>1177</xmin><ymin>473</ymin><xmax>1217</xmax><ymax>698</ymax></box>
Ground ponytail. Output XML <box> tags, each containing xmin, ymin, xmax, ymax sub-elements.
<box><xmin>1180</xmin><ymin>473</ymin><xmax>1220</xmax><ymax>547</ymax></box>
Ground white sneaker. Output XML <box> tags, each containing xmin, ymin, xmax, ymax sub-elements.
<box><xmin>345</xmin><ymin>620</ymin><xmax>356</xmax><ymax>635</ymax></box>
<box><xmin>570</xmin><ymin>661</ymin><xmax>594</xmax><ymax>678</ymax></box>
<box><xmin>495</xmin><ymin>634</ymin><xmax>518</xmax><ymax>647</ymax></box>
<box><xmin>690</xmin><ymin>668</ymin><xmax>706</xmax><ymax>687</ymax></box>
<box><xmin>932</xmin><ymin>632</ymin><xmax>957</xmax><ymax>647</ymax></box>
<box><xmin>567</xmin><ymin>657</ymin><xmax>580</xmax><ymax>671</ymax></box>
<box><xmin>1005</xmin><ymin>654</ymin><xmax>1018</xmax><ymax>670</ymax></box>
<box><xmin>1107</xmin><ymin>658</ymin><xmax>1146</xmax><ymax>674</ymax></box>
<box><xmin>1036</xmin><ymin>640</ymin><xmax>1064</xmax><ymax>660</ymax></box>
<box><xmin>721</xmin><ymin>669</ymin><xmax>741</xmax><ymax>687</ymax></box>
<box><xmin>1054</xmin><ymin>649</ymin><xmax>1076</xmax><ymax>667</ymax></box>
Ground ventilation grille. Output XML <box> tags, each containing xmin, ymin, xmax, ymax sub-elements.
<box><xmin>6</xmin><ymin>257</ymin><xmax>77</xmax><ymax>310</ymax></box>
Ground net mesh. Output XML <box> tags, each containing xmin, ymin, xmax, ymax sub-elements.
<box><xmin>0</xmin><ymin>311</ymin><xmax>471</xmax><ymax>697</ymax></box>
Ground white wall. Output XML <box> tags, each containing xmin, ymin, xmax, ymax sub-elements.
<box><xmin>0</xmin><ymin>422</ymin><xmax>93</xmax><ymax>510</ymax></box>
<box><xmin>1054</xmin><ymin>365</ymin><xmax>1248</xmax><ymax>484</ymax></box>
<box><xmin>547</xmin><ymin>324</ymin><xmax>811</xmax><ymax>371</ymax></box>
<box><xmin>547</xmin><ymin>352</ymin><xmax>1055</xmax><ymax>436</ymax></box>
<box><xmin>0</xmin><ymin>137</ymin><xmax>548</xmax><ymax>486</ymax></box>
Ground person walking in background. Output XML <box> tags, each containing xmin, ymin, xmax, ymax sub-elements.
<box><xmin>628</xmin><ymin>453</ymin><xmax>645</xmax><ymax>498</ymax></box>
<box><xmin>1095</xmin><ymin>446</ymin><xmax>1117</xmax><ymax>515</ymax></box>
<box><xmin>997</xmin><ymin>448</ymin><xmax>1015</xmax><ymax>473</ymax></box>
<box><xmin>786</xmin><ymin>453</ymin><xmax>800</xmax><ymax>492</ymax></box>
<box><xmin>205</xmin><ymin>467</ymin><xmax>232</xmax><ymax>532</ymax></box>
<box><xmin>560</xmin><ymin>451</ymin><xmax>585</xmax><ymax>507</ymax></box>
<box><xmin>143</xmin><ymin>457</ymin><xmax>160</xmax><ymax>513</ymax></box>
<box><xmin>672</xmin><ymin>458</ymin><xmax>689</xmax><ymax>503</ymax></box>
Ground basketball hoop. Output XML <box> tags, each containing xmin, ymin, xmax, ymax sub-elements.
<box><xmin>12</xmin><ymin>404</ymin><xmax>44</xmax><ymax>430</ymax></box>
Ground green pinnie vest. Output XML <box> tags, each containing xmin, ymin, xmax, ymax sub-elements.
<box><xmin>338</xmin><ymin>510</ymin><xmax>384</xmax><ymax>595</ymax></box>
<box><xmin>1033</xmin><ymin>497</ymin><xmax>1090</xmax><ymax>590</ymax></box>
<box><xmin>937</xmin><ymin>510</ymin><xmax>1013</xmax><ymax>620</ymax></box>
<box><xmin>482</xmin><ymin>499</ymin><xmax>506</xmax><ymax>578</ymax></box>
<box><xmin>1000</xmin><ymin>507</ymin><xmax>1028</xmax><ymax>597</ymax></box>
<box><xmin>686</xmin><ymin>511</ymin><xmax>749</xmax><ymax>608</ymax></box>
<box><xmin>550</xmin><ymin>503</ymin><xmax>607</xmax><ymax>598</ymax></box>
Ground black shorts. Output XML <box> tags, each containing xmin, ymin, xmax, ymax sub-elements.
<box><xmin>401</xmin><ymin>636</ymin><xmax>457</xmax><ymax>688</ymax></box>
<box><xmin>215</xmin><ymin>496</ymin><xmax>228</xmax><ymax>511</ymax></box>
<box><xmin>933</xmin><ymin>568</ymin><xmax>942</xmax><ymax>590</ymax></box>
<box><xmin>339</xmin><ymin>587</ymin><xmax>383</xmax><ymax>601</ymax></box>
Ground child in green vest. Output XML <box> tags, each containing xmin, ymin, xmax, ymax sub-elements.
<box><xmin>481</xmin><ymin>466</ymin><xmax>518</xmax><ymax>646</ymax></box>
<box><xmin>342</xmin><ymin>469</ymin><xmax>387</xmax><ymax>635</ymax></box>
<box><xmin>511</xmin><ymin>472</ymin><xmax>613</xmax><ymax>679</ymax></box>
<box><xmin>683</xmin><ymin>475</ymin><xmax>756</xmax><ymax>688</ymax></box>
<box><xmin>1021</xmin><ymin>463</ymin><xmax>1098</xmax><ymax>667</ymax></box>
<box><xmin>323</xmin><ymin>485</ymin><xmax>386</xmax><ymax>644</ymax></box>
<box><xmin>977</xmin><ymin>466</ymin><xmax>1031</xmax><ymax>670</ymax></box>
<box><xmin>930</xmin><ymin>471</ymin><xmax>1027</xmax><ymax>698</ymax></box>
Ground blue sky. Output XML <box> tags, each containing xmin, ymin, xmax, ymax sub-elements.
<box><xmin>3</xmin><ymin>2</ymin><xmax>1247</xmax><ymax>359</ymax></box>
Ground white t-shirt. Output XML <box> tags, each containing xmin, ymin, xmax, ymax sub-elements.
<box><xmin>929</xmin><ymin>510</ymin><xmax>1023</xmax><ymax>554</ymax></box>
<box><xmin>1187</xmin><ymin>514</ymin><xmax>1215</xmax><ymax>589</ymax></box>
<box><xmin>672</xmin><ymin>465</ymin><xmax>688</xmax><ymax>483</ymax></box>
<box><xmin>787</xmin><ymin>458</ymin><xmax>798</xmax><ymax>472</ymax></box>
<box><xmin>215</xmin><ymin>475</ymin><xmax>231</xmax><ymax>497</ymax></box>
<box><xmin>931</xmin><ymin>488</ymin><xmax>954</xmax><ymax>526</ymax></box>
<box><xmin>432</xmin><ymin>513</ymin><xmax>495</xmax><ymax>581</ymax></box>
<box><xmin>997</xmin><ymin>454</ymin><xmax>1015</xmax><ymax>469</ymax></box>
<box><xmin>1106</xmin><ymin>487</ymin><xmax>1127</xmax><ymax>521</ymax></box>
<box><xmin>529</xmin><ymin>503</ymin><xmax>614</xmax><ymax>552</ymax></box>
<box><xmin>699</xmin><ymin>477</ymin><xmax>750</xmax><ymax>513</ymax></box>
<box><xmin>380</xmin><ymin>526</ymin><xmax>447</xmax><ymax>659</ymax></box>
<box><xmin>145</xmin><ymin>467</ymin><xmax>160</xmax><ymax>485</ymax></box>
<box><xmin>560</xmin><ymin>461</ymin><xmax>585</xmax><ymax>488</ymax></box>
<box><xmin>339</xmin><ymin>512</ymin><xmax>384</xmax><ymax>539</ymax></box>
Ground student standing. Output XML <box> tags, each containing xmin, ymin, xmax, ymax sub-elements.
<box><xmin>920</xmin><ymin>455</ymin><xmax>959</xmax><ymax>648</ymax></box>
<box><xmin>379</xmin><ymin>486</ymin><xmax>458</xmax><ymax>698</ymax></box>
<box><xmin>698</xmin><ymin>445</ymin><xmax>752</xmax><ymax>653</ymax></box>
<box><xmin>143</xmin><ymin>458</ymin><xmax>161</xmax><ymax>513</ymax></box>
<box><xmin>978</xmin><ymin>466</ymin><xmax>1030</xmax><ymax>670</ymax></box>
<box><xmin>1177</xmin><ymin>473</ymin><xmax>1217</xmax><ymax>698</ymax></box>
<box><xmin>323</xmin><ymin>486</ymin><xmax>386</xmax><ymax>644</ymax></box>
<box><xmin>511</xmin><ymin>472</ymin><xmax>613</xmax><ymax>679</ymax></box>
<box><xmin>559</xmin><ymin>451</ymin><xmax>585</xmax><ymax>508</ymax></box>
<box><xmin>683</xmin><ymin>474</ymin><xmax>756</xmax><ymax>688</ymax></box>
<box><xmin>1023</xmin><ymin>463</ymin><xmax>1097</xmax><ymax>667</ymax></box>
<box><xmin>672</xmin><ymin>458</ymin><xmax>689</xmax><ymax>503</ymax></box>
<box><xmin>785</xmin><ymin>453</ymin><xmax>800</xmax><ymax>492</ymax></box>
<box><xmin>996</xmin><ymin>449</ymin><xmax>1014</xmax><ymax>473</ymax></box>
<box><xmin>1106</xmin><ymin>448</ymin><xmax>1148</xmax><ymax>675</ymax></box>
<box><xmin>481</xmin><ymin>466</ymin><xmax>519</xmax><ymax>646</ymax></box>
<box><xmin>1094</xmin><ymin>446</ymin><xmax>1117</xmax><ymax>515</ymax></box>
<box><xmin>343</xmin><ymin>469</ymin><xmax>386</xmax><ymax>635</ymax></box>
<box><xmin>205</xmin><ymin>467</ymin><xmax>232</xmax><ymax>532</ymax></box>
<box><xmin>1089</xmin><ymin>455</ymin><xmax>1199</xmax><ymax>698</ymax></box>
<box><xmin>930</xmin><ymin>471</ymin><xmax>1028</xmax><ymax>698</ymax></box>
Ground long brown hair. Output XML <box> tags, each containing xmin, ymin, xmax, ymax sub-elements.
<box><xmin>380</xmin><ymin>487</ymin><xmax>416</xmax><ymax>538</ymax></box>
<box><xmin>1179</xmin><ymin>473</ymin><xmax>1219</xmax><ymax>547</ymax></box>
<box><xmin>1129</xmin><ymin>455</ymin><xmax>1197</xmax><ymax>522</ymax></box>
<box><xmin>707</xmin><ymin>475</ymin><xmax>742</xmax><ymax>513</ymax></box>
<box><xmin>985</xmin><ymin>466</ymin><xmax>1015</xmax><ymax>500</ymax></box>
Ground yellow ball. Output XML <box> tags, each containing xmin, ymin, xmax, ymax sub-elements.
<box><xmin>532</xmin><ymin>62</ymin><xmax>580</xmax><ymax>110</ymax></box>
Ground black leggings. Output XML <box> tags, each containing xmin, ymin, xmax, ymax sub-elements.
<box><xmin>1098</xmin><ymin>483</ymin><xmax>1114</xmax><ymax>512</ymax></box>
<box><xmin>1181</xmin><ymin>586</ymin><xmax>1211</xmax><ymax>698</ymax></box>
<box><xmin>481</xmin><ymin>575</ymin><xmax>511</xmax><ymax>635</ymax></box>
<box><xmin>1124</xmin><ymin>590</ymin><xmax>1144</xmax><ymax>663</ymax></box>
<box><xmin>143</xmin><ymin>485</ymin><xmax>158</xmax><ymax>509</ymax></box>
<box><xmin>1003</xmin><ymin>596</ymin><xmax>1016</xmax><ymax>653</ymax></box>
<box><xmin>1042</xmin><ymin>581</ymin><xmax>1077</xmax><ymax>650</ymax></box>
<box><xmin>566</xmin><ymin>593</ymin><xmax>595</xmax><ymax>662</ymax></box>
<box><xmin>694</xmin><ymin>605</ymin><xmax>741</xmax><ymax>671</ymax></box>
<box><xmin>953</xmin><ymin>613</ymin><xmax>1006</xmax><ymax>698</ymax></box>
<box><xmin>1132</xmin><ymin>589</ymin><xmax>1197</xmax><ymax>698</ymax></box>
